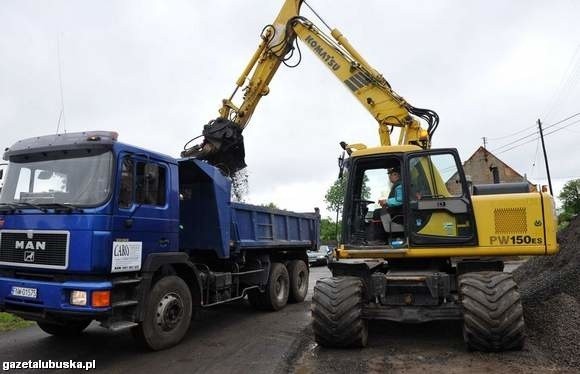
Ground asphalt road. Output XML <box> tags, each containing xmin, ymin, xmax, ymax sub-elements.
<box><xmin>1</xmin><ymin>263</ymin><xmax>572</xmax><ymax>374</ymax></box>
<box><xmin>0</xmin><ymin>266</ymin><xmax>329</xmax><ymax>374</ymax></box>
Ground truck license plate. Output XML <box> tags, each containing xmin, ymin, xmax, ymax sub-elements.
<box><xmin>11</xmin><ymin>286</ymin><xmax>37</xmax><ymax>299</ymax></box>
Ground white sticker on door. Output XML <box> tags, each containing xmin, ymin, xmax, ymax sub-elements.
<box><xmin>111</xmin><ymin>241</ymin><xmax>142</xmax><ymax>273</ymax></box>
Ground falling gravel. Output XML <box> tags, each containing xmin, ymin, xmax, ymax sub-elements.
<box><xmin>513</xmin><ymin>215</ymin><xmax>580</xmax><ymax>369</ymax></box>
<box><xmin>231</xmin><ymin>168</ymin><xmax>249</xmax><ymax>202</ymax></box>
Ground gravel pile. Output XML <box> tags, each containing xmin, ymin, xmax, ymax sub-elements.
<box><xmin>512</xmin><ymin>215</ymin><xmax>580</xmax><ymax>368</ymax></box>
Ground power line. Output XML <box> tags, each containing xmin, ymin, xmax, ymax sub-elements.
<box><xmin>544</xmin><ymin>118</ymin><xmax>580</xmax><ymax>137</ymax></box>
<box><xmin>542</xmin><ymin>112</ymin><xmax>580</xmax><ymax>131</ymax></box>
<box><xmin>486</xmin><ymin>123</ymin><xmax>537</xmax><ymax>141</ymax></box>
<box><xmin>495</xmin><ymin>118</ymin><xmax>580</xmax><ymax>155</ymax></box>
<box><xmin>542</xmin><ymin>44</ymin><xmax>580</xmax><ymax>122</ymax></box>
<box><xmin>490</xmin><ymin>129</ymin><xmax>538</xmax><ymax>153</ymax></box>
<box><xmin>55</xmin><ymin>33</ymin><xmax>66</xmax><ymax>134</ymax></box>
<box><xmin>529</xmin><ymin>136</ymin><xmax>540</xmax><ymax>179</ymax></box>
<box><xmin>491</xmin><ymin>112</ymin><xmax>580</xmax><ymax>153</ymax></box>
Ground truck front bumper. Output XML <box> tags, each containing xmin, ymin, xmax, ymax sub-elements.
<box><xmin>0</xmin><ymin>276</ymin><xmax>112</xmax><ymax>320</ymax></box>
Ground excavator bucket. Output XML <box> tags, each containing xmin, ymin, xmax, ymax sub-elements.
<box><xmin>181</xmin><ymin>118</ymin><xmax>246</xmax><ymax>175</ymax></box>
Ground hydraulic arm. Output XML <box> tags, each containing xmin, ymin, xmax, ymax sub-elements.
<box><xmin>182</xmin><ymin>0</ymin><xmax>438</xmax><ymax>173</ymax></box>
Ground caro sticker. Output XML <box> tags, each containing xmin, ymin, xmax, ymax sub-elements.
<box><xmin>111</xmin><ymin>241</ymin><xmax>142</xmax><ymax>273</ymax></box>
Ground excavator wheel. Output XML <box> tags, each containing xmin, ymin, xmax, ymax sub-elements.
<box><xmin>311</xmin><ymin>276</ymin><xmax>368</xmax><ymax>348</ymax></box>
<box><xmin>459</xmin><ymin>271</ymin><xmax>525</xmax><ymax>352</ymax></box>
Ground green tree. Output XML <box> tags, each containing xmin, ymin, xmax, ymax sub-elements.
<box><xmin>320</xmin><ymin>217</ymin><xmax>340</xmax><ymax>241</ymax></box>
<box><xmin>559</xmin><ymin>179</ymin><xmax>580</xmax><ymax>214</ymax></box>
<box><xmin>324</xmin><ymin>177</ymin><xmax>347</xmax><ymax>215</ymax></box>
<box><xmin>324</xmin><ymin>176</ymin><xmax>371</xmax><ymax>215</ymax></box>
<box><xmin>558</xmin><ymin>210</ymin><xmax>574</xmax><ymax>230</ymax></box>
<box><xmin>261</xmin><ymin>202</ymin><xmax>280</xmax><ymax>209</ymax></box>
<box><xmin>324</xmin><ymin>175</ymin><xmax>371</xmax><ymax>241</ymax></box>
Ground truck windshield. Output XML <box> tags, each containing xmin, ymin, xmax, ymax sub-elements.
<box><xmin>0</xmin><ymin>150</ymin><xmax>113</xmax><ymax>207</ymax></box>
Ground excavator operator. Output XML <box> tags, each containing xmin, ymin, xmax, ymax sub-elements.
<box><xmin>379</xmin><ymin>167</ymin><xmax>403</xmax><ymax>220</ymax></box>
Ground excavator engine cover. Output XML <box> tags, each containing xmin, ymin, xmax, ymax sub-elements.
<box><xmin>185</xmin><ymin>118</ymin><xmax>246</xmax><ymax>174</ymax></box>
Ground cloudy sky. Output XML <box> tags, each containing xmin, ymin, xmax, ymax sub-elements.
<box><xmin>1</xmin><ymin>0</ymin><xmax>579</xmax><ymax>217</ymax></box>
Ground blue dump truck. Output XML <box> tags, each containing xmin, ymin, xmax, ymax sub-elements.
<box><xmin>0</xmin><ymin>131</ymin><xmax>319</xmax><ymax>350</ymax></box>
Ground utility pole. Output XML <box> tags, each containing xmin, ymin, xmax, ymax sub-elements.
<box><xmin>538</xmin><ymin>119</ymin><xmax>553</xmax><ymax>195</ymax></box>
<box><xmin>482</xmin><ymin>136</ymin><xmax>487</xmax><ymax>149</ymax></box>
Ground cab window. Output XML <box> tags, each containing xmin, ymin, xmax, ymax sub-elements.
<box><xmin>119</xmin><ymin>158</ymin><xmax>166</xmax><ymax>208</ymax></box>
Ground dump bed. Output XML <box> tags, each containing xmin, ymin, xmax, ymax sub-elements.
<box><xmin>231</xmin><ymin>203</ymin><xmax>319</xmax><ymax>250</ymax></box>
<box><xmin>177</xmin><ymin>158</ymin><xmax>319</xmax><ymax>259</ymax></box>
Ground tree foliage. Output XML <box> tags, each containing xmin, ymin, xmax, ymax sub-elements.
<box><xmin>260</xmin><ymin>202</ymin><xmax>280</xmax><ymax>209</ymax></box>
<box><xmin>558</xmin><ymin>179</ymin><xmax>580</xmax><ymax>228</ymax></box>
<box><xmin>324</xmin><ymin>175</ymin><xmax>371</xmax><ymax>215</ymax></box>
<box><xmin>559</xmin><ymin>179</ymin><xmax>580</xmax><ymax>214</ymax></box>
<box><xmin>324</xmin><ymin>177</ymin><xmax>347</xmax><ymax>214</ymax></box>
<box><xmin>320</xmin><ymin>217</ymin><xmax>341</xmax><ymax>242</ymax></box>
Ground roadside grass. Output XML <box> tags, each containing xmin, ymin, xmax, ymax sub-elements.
<box><xmin>0</xmin><ymin>312</ymin><xmax>32</xmax><ymax>332</ymax></box>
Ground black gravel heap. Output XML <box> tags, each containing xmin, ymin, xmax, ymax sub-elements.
<box><xmin>513</xmin><ymin>215</ymin><xmax>580</xmax><ymax>368</ymax></box>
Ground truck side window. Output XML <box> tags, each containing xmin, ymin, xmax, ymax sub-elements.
<box><xmin>136</xmin><ymin>162</ymin><xmax>166</xmax><ymax>206</ymax></box>
<box><xmin>119</xmin><ymin>157</ymin><xmax>134</xmax><ymax>208</ymax></box>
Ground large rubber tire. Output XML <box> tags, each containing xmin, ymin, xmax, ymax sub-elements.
<box><xmin>37</xmin><ymin>319</ymin><xmax>91</xmax><ymax>336</ymax></box>
<box><xmin>248</xmin><ymin>262</ymin><xmax>289</xmax><ymax>311</ymax></box>
<box><xmin>132</xmin><ymin>275</ymin><xmax>192</xmax><ymax>351</ymax></box>
<box><xmin>311</xmin><ymin>276</ymin><xmax>368</xmax><ymax>348</ymax></box>
<box><xmin>459</xmin><ymin>271</ymin><xmax>525</xmax><ymax>352</ymax></box>
<box><xmin>287</xmin><ymin>260</ymin><xmax>309</xmax><ymax>303</ymax></box>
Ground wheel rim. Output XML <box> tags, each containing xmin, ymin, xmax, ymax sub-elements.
<box><xmin>297</xmin><ymin>270</ymin><xmax>307</xmax><ymax>293</ymax></box>
<box><xmin>156</xmin><ymin>292</ymin><xmax>184</xmax><ymax>332</ymax></box>
<box><xmin>275</xmin><ymin>274</ymin><xmax>288</xmax><ymax>303</ymax></box>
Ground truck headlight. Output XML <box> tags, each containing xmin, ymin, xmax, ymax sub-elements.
<box><xmin>70</xmin><ymin>290</ymin><xmax>88</xmax><ymax>306</ymax></box>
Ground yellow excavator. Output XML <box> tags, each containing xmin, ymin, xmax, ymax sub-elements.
<box><xmin>183</xmin><ymin>0</ymin><xmax>558</xmax><ymax>351</ymax></box>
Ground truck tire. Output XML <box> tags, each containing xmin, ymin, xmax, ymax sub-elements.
<box><xmin>37</xmin><ymin>319</ymin><xmax>91</xmax><ymax>336</ymax></box>
<box><xmin>248</xmin><ymin>262</ymin><xmax>289</xmax><ymax>311</ymax></box>
<box><xmin>132</xmin><ymin>275</ymin><xmax>192</xmax><ymax>351</ymax></box>
<box><xmin>311</xmin><ymin>276</ymin><xmax>368</xmax><ymax>348</ymax></box>
<box><xmin>287</xmin><ymin>259</ymin><xmax>309</xmax><ymax>303</ymax></box>
<box><xmin>459</xmin><ymin>271</ymin><xmax>525</xmax><ymax>352</ymax></box>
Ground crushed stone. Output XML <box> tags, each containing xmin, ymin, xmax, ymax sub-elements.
<box><xmin>513</xmin><ymin>215</ymin><xmax>580</xmax><ymax>368</ymax></box>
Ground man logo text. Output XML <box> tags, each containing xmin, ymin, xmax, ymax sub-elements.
<box><xmin>15</xmin><ymin>241</ymin><xmax>46</xmax><ymax>250</ymax></box>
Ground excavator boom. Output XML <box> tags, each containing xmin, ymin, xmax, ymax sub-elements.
<box><xmin>182</xmin><ymin>0</ymin><xmax>438</xmax><ymax>174</ymax></box>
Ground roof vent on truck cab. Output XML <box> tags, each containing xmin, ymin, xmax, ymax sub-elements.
<box><xmin>86</xmin><ymin>131</ymin><xmax>118</xmax><ymax>142</ymax></box>
<box><xmin>3</xmin><ymin>131</ymin><xmax>119</xmax><ymax>160</ymax></box>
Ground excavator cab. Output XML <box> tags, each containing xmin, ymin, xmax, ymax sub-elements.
<box><xmin>342</xmin><ymin>148</ymin><xmax>477</xmax><ymax>249</ymax></box>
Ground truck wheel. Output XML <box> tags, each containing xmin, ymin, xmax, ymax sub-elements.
<box><xmin>312</xmin><ymin>276</ymin><xmax>368</xmax><ymax>348</ymax></box>
<box><xmin>248</xmin><ymin>262</ymin><xmax>289</xmax><ymax>311</ymax></box>
<box><xmin>132</xmin><ymin>275</ymin><xmax>192</xmax><ymax>351</ymax></box>
<box><xmin>37</xmin><ymin>319</ymin><xmax>91</xmax><ymax>336</ymax></box>
<box><xmin>287</xmin><ymin>260</ymin><xmax>309</xmax><ymax>303</ymax></box>
<box><xmin>459</xmin><ymin>271</ymin><xmax>525</xmax><ymax>352</ymax></box>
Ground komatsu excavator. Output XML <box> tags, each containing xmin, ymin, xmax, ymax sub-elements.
<box><xmin>183</xmin><ymin>0</ymin><xmax>558</xmax><ymax>351</ymax></box>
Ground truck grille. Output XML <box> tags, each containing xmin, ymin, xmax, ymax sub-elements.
<box><xmin>0</xmin><ymin>230</ymin><xmax>69</xmax><ymax>269</ymax></box>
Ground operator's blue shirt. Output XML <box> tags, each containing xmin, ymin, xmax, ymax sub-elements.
<box><xmin>387</xmin><ymin>183</ymin><xmax>403</xmax><ymax>207</ymax></box>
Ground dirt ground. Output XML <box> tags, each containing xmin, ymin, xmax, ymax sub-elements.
<box><xmin>282</xmin><ymin>321</ymin><xmax>577</xmax><ymax>374</ymax></box>
<box><xmin>284</xmin><ymin>266</ymin><xmax>578</xmax><ymax>374</ymax></box>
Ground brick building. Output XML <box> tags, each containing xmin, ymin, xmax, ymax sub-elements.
<box><xmin>446</xmin><ymin>147</ymin><xmax>534</xmax><ymax>194</ymax></box>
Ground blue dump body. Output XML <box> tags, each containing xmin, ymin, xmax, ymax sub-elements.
<box><xmin>178</xmin><ymin>159</ymin><xmax>318</xmax><ymax>258</ymax></box>
<box><xmin>0</xmin><ymin>132</ymin><xmax>319</xmax><ymax>349</ymax></box>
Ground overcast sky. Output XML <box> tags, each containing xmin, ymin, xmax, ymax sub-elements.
<box><xmin>1</xmin><ymin>0</ymin><xmax>579</xmax><ymax>217</ymax></box>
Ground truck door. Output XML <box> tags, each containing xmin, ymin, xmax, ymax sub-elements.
<box><xmin>111</xmin><ymin>154</ymin><xmax>176</xmax><ymax>273</ymax></box>
<box><xmin>405</xmin><ymin>149</ymin><xmax>477</xmax><ymax>247</ymax></box>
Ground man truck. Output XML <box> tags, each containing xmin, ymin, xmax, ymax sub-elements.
<box><xmin>0</xmin><ymin>131</ymin><xmax>319</xmax><ymax>350</ymax></box>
